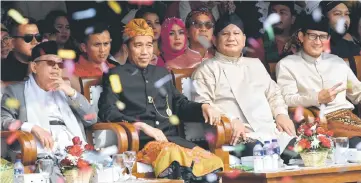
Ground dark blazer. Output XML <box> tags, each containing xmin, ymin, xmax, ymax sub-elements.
<box><xmin>98</xmin><ymin>62</ymin><xmax>205</xmax><ymax>148</ymax></box>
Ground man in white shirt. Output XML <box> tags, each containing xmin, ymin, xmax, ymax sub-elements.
<box><xmin>276</xmin><ymin>16</ymin><xmax>361</xmax><ymax>148</ymax></box>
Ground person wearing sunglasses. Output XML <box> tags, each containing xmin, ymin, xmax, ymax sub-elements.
<box><xmin>1</xmin><ymin>24</ymin><xmax>13</xmax><ymax>60</ymax></box>
<box><xmin>1</xmin><ymin>17</ymin><xmax>41</xmax><ymax>82</ymax></box>
<box><xmin>276</xmin><ymin>16</ymin><xmax>361</xmax><ymax>147</ymax></box>
<box><xmin>1</xmin><ymin>41</ymin><xmax>96</xmax><ymax>179</ymax></box>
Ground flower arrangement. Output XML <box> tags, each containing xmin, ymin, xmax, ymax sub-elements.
<box><xmin>295</xmin><ymin>118</ymin><xmax>334</xmax><ymax>153</ymax></box>
<box><xmin>59</xmin><ymin>136</ymin><xmax>95</xmax><ymax>172</ymax></box>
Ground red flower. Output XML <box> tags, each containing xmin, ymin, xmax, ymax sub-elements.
<box><xmin>298</xmin><ymin>139</ymin><xmax>311</xmax><ymax>149</ymax></box>
<box><xmin>304</xmin><ymin>129</ymin><xmax>313</xmax><ymax>136</ymax></box>
<box><xmin>68</xmin><ymin>145</ymin><xmax>83</xmax><ymax>157</ymax></box>
<box><xmin>84</xmin><ymin>144</ymin><xmax>94</xmax><ymax>151</ymax></box>
<box><xmin>60</xmin><ymin>158</ymin><xmax>72</xmax><ymax>166</ymax></box>
<box><xmin>316</xmin><ymin>127</ymin><xmax>326</xmax><ymax>135</ymax></box>
<box><xmin>318</xmin><ymin>136</ymin><xmax>331</xmax><ymax>148</ymax></box>
<box><xmin>72</xmin><ymin>137</ymin><xmax>82</xmax><ymax>145</ymax></box>
<box><xmin>326</xmin><ymin>131</ymin><xmax>334</xmax><ymax>137</ymax></box>
<box><xmin>77</xmin><ymin>159</ymin><xmax>90</xmax><ymax>169</ymax></box>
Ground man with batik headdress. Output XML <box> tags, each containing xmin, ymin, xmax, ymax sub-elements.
<box><xmin>192</xmin><ymin>13</ymin><xmax>296</xmax><ymax>163</ymax></box>
<box><xmin>98</xmin><ymin>18</ymin><xmax>223</xmax><ymax>183</ymax></box>
<box><xmin>276</xmin><ymin>16</ymin><xmax>361</xmax><ymax>147</ymax></box>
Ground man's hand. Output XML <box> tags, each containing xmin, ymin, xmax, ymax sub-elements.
<box><xmin>48</xmin><ymin>76</ymin><xmax>76</xmax><ymax>97</ymax></box>
<box><xmin>201</xmin><ymin>104</ymin><xmax>221</xmax><ymax>126</ymax></box>
<box><xmin>318</xmin><ymin>82</ymin><xmax>346</xmax><ymax>104</ymax></box>
<box><xmin>134</xmin><ymin>122</ymin><xmax>168</xmax><ymax>142</ymax></box>
<box><xmin>31</xmin><ymin>125</ymin><xmax>54</xmax><ymax>150</ymax></box>
<box><xmin>276</xmin><ymin>114</ymin><xmax>296</xmax><ymax>136</ymax></box>
<box><xmin>230</xmin><ymin>119</ymin><xmax>247</xmax><ymax>146</ymax></box>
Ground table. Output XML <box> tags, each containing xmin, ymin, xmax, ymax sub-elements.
<box><xmin>119</xmin><ymin>179</ymin><xmax>184</xmax><ymax>183</ymax></box>
<box><xmin>220</xmin><ymin>164</ymin><xmax>361</xmax><ymax>183</ymax></box>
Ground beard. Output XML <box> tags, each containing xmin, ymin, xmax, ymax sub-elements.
<box><xmin>273</xmin><ymin>26</ymin><xmax>285</xmax><ymax>35</ymax></box>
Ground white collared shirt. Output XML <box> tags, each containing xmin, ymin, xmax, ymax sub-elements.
<box><xmin>276</xmin><ymin>50</ymin><xmax>361</xmax><ymax>114</ymax></box>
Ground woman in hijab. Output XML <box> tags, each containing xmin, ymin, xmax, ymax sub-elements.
<box><xmin>158</xmin><ymin>17</ymin><xmax>188</xmax><ymax>68</ymax></box>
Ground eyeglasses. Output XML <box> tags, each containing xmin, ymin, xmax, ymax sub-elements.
<box><xmin>190</xmin><ymin>21</ymin><xmax>214</xmax><ymax>30</ymax></box>
<box><xmin>13</xmin><ymin>33</ymin><xmax>42</xmax><ymax>43</ymax></box>
<box><xmin>305</xmin><ymin>32</ymin><xmax>329</xmax><ymax>42</ymax></box>
<box><xmin>35</xmin><ymin>60</ymin><xmax>64</xmax><ymax>69</ymax></box>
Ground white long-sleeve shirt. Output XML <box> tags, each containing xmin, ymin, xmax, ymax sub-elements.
<box><xmin>276</xmin><ymin>50</ymin><xmax>361</xmax><ymax>114</ymax></box>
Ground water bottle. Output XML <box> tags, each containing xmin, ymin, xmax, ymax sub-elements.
<box><xmin>14</xmin><ymin>159</ymin><xmax>24</xmax><ymax>183</ymax></box>
<box><xmin>263</xmin><ymin>141</ymin><xmax>273</xmax><ymax>171</ymax></box>
<box><xmin>271</xmin><ymin>139</ymin><xmax>280</xmax><ymax>170</ymax></box>
<box><xmin>253</xmin><ymin>141</ymin><xmax>264</xmax><ymax>172</ymax></box>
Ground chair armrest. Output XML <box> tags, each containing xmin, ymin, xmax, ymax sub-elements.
<box><xmin>86</xmin><ymin>123</ymin><xmax>128</xmax><ymax>153</ymax></box>
<box><xmin>117</xmin><ymin>123</ymin><xmax>140</xmax><ymax>152</ymax></box>
<box><xmin>0</xmin><ymin>131</ymin><xmax>37</xmax><ymax>166</ymax></box>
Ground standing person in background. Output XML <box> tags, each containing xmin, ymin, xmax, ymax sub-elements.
<box><xmin>135</xmin><ymin>7</ymin><xmax>163</xmax><ymax>65</ymax></box>
<box><xmin>158</xmin><ymin>18</ymin><xmax>187</xmax><ymax>69</ymax></box>
<box><xmin>1</xmin><ymin>17</ymin><xmax>40</xmax><ymax>82</ymax></box>
<box><xmin>1</xmin><ymin>24</ymin><xmax>13</xmax><ymax>60</ymax></box>
<box><xmin>13</xmin><ymin>1</ymin><xmax>67</xmax><ymax>21</ymax></box>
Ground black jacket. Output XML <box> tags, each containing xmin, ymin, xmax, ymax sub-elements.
<box><xmin>98</xmin><ymin>62</ymin><xmax>204</xmax><ymax>148</ymax></box>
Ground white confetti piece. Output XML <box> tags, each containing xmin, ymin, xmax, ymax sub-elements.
<box><xmin>335</xmin><ymin>17</ymin><xmax>346</xmax><ymax>34</ymax></box>
<box><xmin>263</xmin><ymin>13</ymin><xmax>281</xmax><ymax>30</ymax></box>
<box><xmin>99</xmin><ymin>145</ymin><xmax>118</xmax><ymax>156</ymax></box>
<box><xmin>154</xmin><ymin>74</ymin><xmax>172</xmax><ymax>88</ymax></box>
<box><xmin>108</xmin><ymin>1</ymin><xmax>122</xmax><ymax>14</ymax></box>
<box><xmin>101</xmin><ymin>62</ymin><xmax>109</xmax><ymax>73</ymax></box>
<box><xmin>197</xmin><ymin>35</ymin><xmax>211</xmax><ymax>49</ymax></box>
<box><xmin>294</xmin><ymin>106</ymin><xmax>304</xmax><ymax>123</ymax></box>
<box><xmin>84</xmin><ymin>26</ymin><xmax>94</xmax><ymax>35</ymax></box>
<box><xmin>312</xmin><ymin>8</ymin><xmax>322</xmax><ymax>22</ymax></box>
<box><xmin>159</xmin><ymin>87</ymin><xmax>167</xmax><ymax>97</ymax></box>
<box><xmin>64</xmin><ymin>59</ymin><xmax>75</xmax><ymax>75</ymax></box>
<box><xmin>206</xmin><ymin>173</ymin><xmax>218</xmax><ymax>182</ymax></box>
<box><xmin>7</xmin><ymin>9</ymin><xmax>28</xmax><ymax>25</ymax></box>
<box><xmin>319</xmin><ymin>104</ymin><xmax>326</xmax><ymax>119</ymax></box>
<box><xmin>109</xmin><ymin>74</ymin><xmax>122</xmax><ymax>93</ymax></box>
<box><xmin>116</xmin><ymin>100</ymin><xmax>126</xmax><ymax>110</ymax></box>
<box><xmin>222</xmin><ymin>145</ymin><xmax>236</xmax><ymax>152</ymax></box>
<box><xmin>72</xmin><ymin>8</ymin><xmax>96</xmax><ymax>20</ymax></box>
<box><xmin>58</xmin><ymin>49</ymin><xmax>76</xmax><ymax>59</ymax></box>
<box><xmin>169</xmin><ymin>115</ymin><xmax>180</xmax><ymax>125</ymax></box>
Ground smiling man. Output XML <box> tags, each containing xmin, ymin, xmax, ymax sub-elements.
<box><xmin>276</xmin><ymin>16</ymin><xmax>361</xmax><ymax>147</ymax></box>
<box><xmin>98</xmin><ymin>18</ymin><xmax>223</xmax><ymax>182</ymax></box>
<box><xmin>192</xmin><ymin>13</ymin><xmax>296</xmax><ymax>163</ymax></box>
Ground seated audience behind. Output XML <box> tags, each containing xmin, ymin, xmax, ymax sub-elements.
<box><xmin>1</xmin><ymin>42</ymin><xmax>97</xmax><ymax>181</ymax></box>
<box><xmin>1</xmin><ymin>17</ymin><xmax>40</xmax><ymax>82</ymax></box>
<box><xmin>192</xmin><ymin>13</ymin><xmax>296</xmax><ymax>163</ymax></box>
<box><xmin>1</xmin><ymin>24</ymin><xmax>13</xmax><ymax>60</ymax></box>
<box><xmin>98</xmin><ymin>19</ymin><xmax>223</xmax><ymax>182</ymax></box>
<box><xmin>158</xmin><ymin>17</ymin><xmax>187</xmax><ymax>69</ymax></box>
<box><xmin>276</xmin><ymin>16</ymin><xmax>361</xmax><ymax>147</ymax></box>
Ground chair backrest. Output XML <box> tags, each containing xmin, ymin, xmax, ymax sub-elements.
<box><xmin>171</xmin><ymin>68</ymin><xmax>213</xmax><ymax>147</ymax></box>
<box><xmin>268</xmin><ymin>62</ymin><xmax>277</xmax><ymax>81</ymax></box>
<box><xmin>343</xmin><ymin>56</ymin><xmax>361</xmax><ymax>80</ymax></box>
<box><xmin>81</xmin><ymin>77</ymin><xmax>103</xmax><ymax>113</ymax></box>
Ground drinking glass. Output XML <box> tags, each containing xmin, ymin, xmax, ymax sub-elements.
<box><xmin>112</xmin><ymin>154</ymin><xmax>125</xmax><ymax>181</ymax></box>
<box><xmin>334</xmin><ymin>137</ymin><xmax>349</xmax><ymax>164</ymax></box>
<box><xmin>36</xmin><ymin>159</ymin><xmax>54</xmax><ymax>183</ymax></box>
<box><xmin>123</xmin><ymin>151</ymin><xmax>136</xmax><ymax>178</ymax></box>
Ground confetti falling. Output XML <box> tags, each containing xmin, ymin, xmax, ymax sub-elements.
<box><xmin>5</xmin><ymin>98</ymin><xmax>20</xmax><ymax>109</ymax></box>
<box><xmin>116</xmin><ymin>100</ymin><xmax>126</xmax><ymax>110</ymax></box>
<box><xmin>99</xmin><ymin>145</ymin><xmax>118</xmax><ymax>156</ymax></box>
<box><xmin>206</xmin><ymin>173</ymin><xmax>218</xmax><ymax>182</ymax></box>
<box><xmin>347</xmin><ymin>80</ymin><xmax>352</xmax><ymax>92</ymax></box>
<box><xmin>84</xmin><ymin>113</ymin><xmax>97</xmax><ymax>120</ymax></box>
<box><xmin>222</xmin><ymin>145</ymin><xmax>235</xmax><ymax>152</ymax></box>
<box><xmin>197</xmin><ymin>35</ymin><xmax>211</xmax><ymax>49</ymax></box>
<box><xmin>8</xmin><ymin>120</ymin><xmax>22</xmax><ymax>131</ymax></box>
<box><xmin>312</xmin><ymin>8</ymin><xmax>322</xmax><ymax>22</ymax></box>
<box><xmin>335</xmin><ymin>18</ymin><xmax>346</xmax><ymax>34</ymax></box>
<box><xmin>294</xmin><ymin>106</ymin><xmax>304</xmax><ymax>123</ymax></box>
<box><xmin>84</xmin><ymin>26</ymin><xmax>94</xmax><ymax>35</ymax></box>
<box><xmin>263</xmin><ymin>13</ymin><xmax>280</xmax><ymax>41</ymax></box>
<box><xmin>319</xmin><ymin>104</ymin><xmax>326</xmax><ymax>120</ymax></box>
<box><xmin>205</xmin><ymin>132</ymin><xmax>215</xmax><ymax>144</ymax></box>
<box><xmin>234</xmin><ymin>144</ymin><xmax>245</xmax><ymax>152</ymax></box>
<box><xmin>248</xmin><ymin>38</ymin><xmax>260</xmax><ymax>48</ymax></box>
<box><xmin>356</xmin><ymin>142</ymin><xmax>361</xmax><ymax>150</ymax></box>
<box><xmin>56</xmin><ymin>177</ymin><xmax>65</xmax><ymax>183</ymax></box>
<box><xmin>58</xmin><ymin>49</ymin><xmax>76</xmax><ymax>59</ymax></box>
<box><xmin>7</xmin><ymin>9</ymin><xmax>28</xmax><ymax>25</ymax></box>
<box><xmin>101</xmin><ymin>62</ymin><xmax>109</xmax><ymax>73</ymax></box>
<box><xmin>169</xmin><ymin>115</ymin><xmax>180</xmax><ymax>125</ymax></box>
<box><xmin>64</xmin><ymin>59</ymin><xmax>75</xmax><ymax>75</ymax></box>
<box><xmin>72</xmin><ymin>8</ymin><xmax>96</xmax><ymax>20</ymax></box>
<box><xmin>6</xmin><ymin>132</ymin><xmax>18</xmax><ymax>145</ymax></box>
<box><xmin>281</xmin><ymin>176</ymin><xmax>293</xmax><ymax>183</ymax></box>
<box><xmin>108</xmin><ymin>1</ymin><xmax>122</xmax><ymax>14</ymax></box>
<box><xmin>224</xmin><ymin>170</ymin><xmax>241</xmax><ymax>179</ymax></box>
<box><xmin>322</xmin><ymin>39</ymin><xmax>331</xmax><ymax>53</ymax></box>
<box><xmin>109</xmin><ymin>74</ymin><xmax>122</xmax><ymax>93</ymax></box>
<box><xmin>154</xmin><ymin>74</ymin><xmax>172</xmax><ymax>88</ymax></box>
<box><xmin>159</xmin><ymin>87</ymin><xmax>168</xmax><ymax>97</ymax></box>
<box><xmin>128</xmin><ymin>0</ymin><xmax>154</xmax><ymax>6</ymax></box>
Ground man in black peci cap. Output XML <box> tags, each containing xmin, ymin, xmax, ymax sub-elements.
<box><xmin>277</xmin><ymin>16</ymin><xmax>361</xmax><ymax>146</ymax></box>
